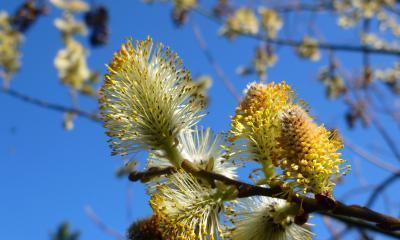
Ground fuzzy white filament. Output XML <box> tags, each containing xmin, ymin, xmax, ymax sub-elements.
<box><xmin>151</xmin><ymin>170</ymin><xmax>224</xmax><ymax>240</ymax></box>
<box><xmin>231</xmin><ymin>196</ymin><xmax>313</xmax><ymax>240</ymax></box>
<box><xmin>148</xmin><ymin>126</ymin><xmax>237</xmax><ymax>179</ymax></box>
<box><xmin>100</xmin><ymin>37</ymin><xmax>206</xmax><ymax>166</ymax></box>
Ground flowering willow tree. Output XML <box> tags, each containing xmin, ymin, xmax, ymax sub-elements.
<box><xmin>1</xmin><ymin>0</ymin><xmax>400</xmax><ymax>239</ymax></box>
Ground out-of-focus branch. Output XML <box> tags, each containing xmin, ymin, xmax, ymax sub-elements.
<box><xmin>191</xmin><ymin>21</ymin><xmax>241</xmax><ymax>101</ymax></box>
<box><xmin>323</xmin><ymin>216</ymin><xmax>342</xmax><ymax>240</ymax></box>
<box><xmin>371</xmin><ymin>118</ymin><xmax>400</xmax><ymax>162</ymax></box>
<box><xmin>0</xmin><ymin>86</ymin><xmax>101</xmax><ymax>122</ymax></box>
<box><xmin>368</xmin><ymin>85</ymin><xmax>400</xmax><ymax>126</ymax></box>
<box><xmin>129</xmin><ymin>166</ymin><xmax>176</xmax><ymax>182</ymax></box>
<box><xmin>366</xmin><ymin>171</ymin><xmax>400</xmax><ymax>208</ymax></box>
<box><xmin>345</xmin><ymin>138</ymin><xmax>400</xmax><ymax>173</ymax></box>
<box><xmin>324</xmin><ymin>212</ymin><xmax>400</xmax><ymax>239</ymax></box>
<box><xmin>84</xmin><ymin>206</ymin><xmax>125</xmax><ymax>240</ymax></box>
<box><xmin>129</xmin><ymin>160</ymin><xmax>400</xmax><ymax>238</ymax></box>
<box><xmin>194</xmin><ymin>6</ymin><xmax>400</xmax><ymax>56</ymax></box>
<box><xmin>272</xmin><ymin>2</ymin><xmax>334</xmax><ymax>13</ymax></box>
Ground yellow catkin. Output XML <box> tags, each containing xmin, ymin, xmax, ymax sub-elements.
<box><xmin>99</xmin><ymin>37</ymin><xmax>205</xmax><ymax>162</ymax></box>
<box><xmin>278</xmin><ymin>105</ymin><xmax>346</xmax><ymax>195</ymax></box>
<box><xmin>149</xmin><ymin>171</ymin><xmax>223</xmax><ymax>240</ymax></box>
<box><xmin>258</xmin><ymin>7</ymin><xmax>282</xmax><ymax>38</ymax></box>
<box><xmin>220</xmin><ymin>8</ymin><xmax>259</xmax><ymax>38</ymax></box>
<box><xmin>230</xmin><ymin>82</ymin><xmax>297</xmax><ymax>180</ymax></box>
<box><xmin>231</xmin><ymin>81</ymin><xmax>349</xmax><ymax>194</ymax></box>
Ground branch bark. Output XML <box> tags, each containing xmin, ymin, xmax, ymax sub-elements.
<box><xmin>0</xmin><ymin>86</ymin><xmax>101</xmax><ymax>122</ymax></box>
<box><xmin>129</xmin><ymin>160</ymin><xmax>400</xmax><ymax>238</ymax></box>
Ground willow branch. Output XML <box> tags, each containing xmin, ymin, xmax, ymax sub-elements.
<box><xmin>366</xmin><ymin>171</ymin><xmax>400</xmax><ymax>208</ymax></box>
<box><xmin>129</xmin><ymin>166</ymin><xmax>176</xmax><ymax>182</ymax></box>
<box><xmin>129</xmin><ymin>160</ymin><xmax>400</xmax><ymax>238</ymax></box>
<box><xmin>1</xmin><ymin>86</ymin><xmax>101</xmax><ymax>122</ymax></box>
<box><xmin>194</xmin><ymin>6</ymin><xmax>400</xmax><ymax>56</ymax></box>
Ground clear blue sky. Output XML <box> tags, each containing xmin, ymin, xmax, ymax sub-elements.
<box><xmin>0</xmin><ymin>1</ymin><xmax>399</xmax><ymax>240</ymax></box>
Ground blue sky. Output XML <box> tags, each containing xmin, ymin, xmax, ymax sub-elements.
<box><xmin>1</xmin><ymin>1</ymin><xmax>399</xmax><ymax>239</ymax></box>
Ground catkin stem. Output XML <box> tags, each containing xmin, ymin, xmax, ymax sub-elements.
<box><xmin>163</xmin><ymin>138</ymin><xmax>184</xmax><ymax>167</ymax></box>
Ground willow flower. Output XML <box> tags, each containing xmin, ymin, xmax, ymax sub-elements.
<box><xmin>230</xmin><ymin>196</ymin><xmax>313</xmax><ymax>240</ymax></box>
<box><xmin>278</xmin><ymin>105</ymin><xmax>348</xmax><ymax>195</ymax></box>
<box><xmin>220</xmin><ymin>8</ymin><xmax>259</xmax><ymax>38</ymax></box>
<box><xmin>296</xmin><ymin>36</ymin><xmax>321</xmax><ymax>61</ymax></box>
<box><xmin>54</xmin><ymin>39</ymin><xmax>91</xmax><ymax>90</ymax></box>
<box><xmin>148</xmin><ymin>126</ymin><xmax>237</xmax><ymax>179</ymax></box>
<box><xmin>173</xmin><ymin>0</ymin><xmax>197</xmax><ymax>11</ymax></box>
<box><xmin>258</xmin><ymin>7</ymin><xmax>282</xmax><ymax>38</ymax></box>
<box><xmin>54</xmin><ymin>15</ymin><xmax>87</xmax><ymax>36</ymax></box>
<box><xmin>252</xmin><ymin>45</ymin><xmax>277</xmax><ymax>79</ymax></box>
<box><xmin>50</xmin><ymin>0</ymin><xmax>89</xmax><ymax>12</ymax></box>
<box><xmin>150</xmin><ymin>170</ymin><xmax>224</xmax><ymax>240</ymax></box>
<box><xmin>230</xmin><ymin>82</ymin><xmax>297</xmax><ymax>180</ymax></box>
<box><xmin>0</xmin><ymin>11</ymin><xmax>23</xmax><ymax>82</ymax></box>
<box><xmin>100</xmin><ymin>37</ymin><xmax>206</xmax><ymax>166</ymax></box>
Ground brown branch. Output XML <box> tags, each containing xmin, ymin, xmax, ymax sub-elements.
<box><xmin>129</xmin><ymin>166</ymin><xmax>176</xmax><ymax>182</ymax></box>
<box><xmin>0</xmin><ymin>86</ymin><xmax>101</xmax><ymax>122</ymax></box>
<box><xmin>129</xmin><ymin>160</ymin><xmax>400</xmax><ymax>238</ymax></box>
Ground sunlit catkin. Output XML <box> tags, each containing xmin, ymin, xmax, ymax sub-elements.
<box><xmin>278</xmin><ymin>105</ymin><xmax>347</xmax><ymax>195</ymax></box>
<box><xmin>150</xmin><ymin>170</ymin><xmax>224</xmax><ymax>240</ymax></box>
<box><xmin>230</xmin><ymin>82</ymin><xmax>296</xmax><ymax>181</ymax></box>
<box><xmin>99</xmin><ymin>37</ymin><xmax>206</xmax><ymax>166</ymax></box>
<box><xmin>230</xmin><ymin>196</ymin><xmax>313</xmax><ymax>240</ymax></box>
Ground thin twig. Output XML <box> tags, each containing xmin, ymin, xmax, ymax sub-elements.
<box><xmin>352</xmin><ymin>156</ymin><xmax>369</xmax><ymax>186</ymax></box>
<box><xmin>1</xmin><ymin>86</ymin><xmax>101</xmax><ymax>122</ymax></box>
<box><xmin>328</xmin><ymin>227</ymin><xmax>351</xmax><ymax>240</ymax></box>
<box><xmin>84</xmin><ymin>206</ymin><xmax>125</xmax><ymax>240</ymax></box>
<box><xmin>345</xmin><ymin>138</ymin><xmax>400</xmax><ymax>174</ymax></box>
<box><xmin>191</xmin><ymin>21</ymin><xmax>241</xmax><ymax>101</ymax></box>
<box><xmin>272</xmin><ymin>2</ymin><xmax>334</xmax><ymax>13</ymax></box>
<box><xmin>366</xmin><ymin>171</ymin><xmax>400</xmax><ymax>208</ymax></box>
<box><xmin>324</xmin><ymin>213</ymin><xmax>400</xmax><ymax>239</ymax></box>
<box><xmin>126</xmin><ymin>183</ymin><xmax>133</xmax><ymax>221</ymax></box>
<box><xmin>323</xmin><ymin>216</ymin><xmax>342</xmax><ymax>240</ymax></box>
<box><xmin>371</xmin><ymin>118</ymin><xmax>400</xmax><ymax>162</ymax></box>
